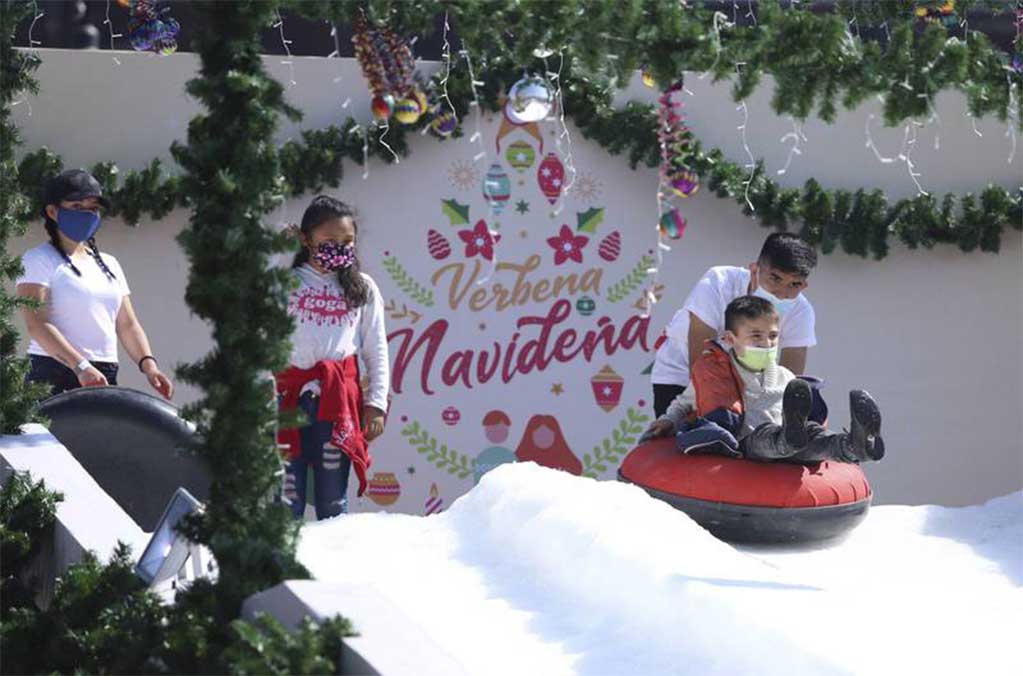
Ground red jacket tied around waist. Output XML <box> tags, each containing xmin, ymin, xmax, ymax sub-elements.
<box><xmin>276</xmin><ymin>356</ymin><xmax>371</xmax><ymax>496</ymax></box>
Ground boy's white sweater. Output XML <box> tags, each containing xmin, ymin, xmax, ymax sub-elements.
<box><xmin>661</xmin><ymin>349</ymin><xmax>795</xmax><ymax>438</ymax></box>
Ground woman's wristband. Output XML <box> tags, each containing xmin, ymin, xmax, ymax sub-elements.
<box><xmin>74</xmin><ymin>358</ymin><xmax>92</xmax><ymax>375</ymax></box>
<box><xmin>138</xmin><ymin>355</ymin><xmax>158</xmax><ymax>372</ymax></box>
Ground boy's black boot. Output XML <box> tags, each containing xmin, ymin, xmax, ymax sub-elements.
<box><xmin>782</xmin><ymin>378</ymin><xmax>813</xmax><ymax>450</ymax></box>
<box><xmin>849</xmin><ymin>389</ymin><xmax>884</xmax><ymax>461</ymax></box>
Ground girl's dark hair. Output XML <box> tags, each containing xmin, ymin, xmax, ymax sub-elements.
<box><xmin>44</xmin><ymin>214</ymin><xmax>117</xmax><ymax>281</ymax></box>
<box><xmin>292</xmin><ymin>195</ymin><xmax>369</xmax><ymax>308</ymax></box>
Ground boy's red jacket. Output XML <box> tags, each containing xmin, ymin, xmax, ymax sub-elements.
<box><xmin>690</xmin><ymin>341</ymin><xmax>746</xmax><ymax>417</ymax></box>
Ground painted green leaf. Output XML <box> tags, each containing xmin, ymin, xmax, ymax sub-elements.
<box><xmin>442</xmin><ymin>198</ymin><xmax>470</xmax><ymax>225</ymax></box>
<box><xmin>576</xmin><ymin>207</ymin><xmax>605</xmax><ymax>233</ymax></box>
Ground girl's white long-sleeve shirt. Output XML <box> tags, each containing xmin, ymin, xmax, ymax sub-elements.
<box><xmin>287</xmin><ymin>264</ymin><xmax>390</xmax><ymax>412</ymax></box>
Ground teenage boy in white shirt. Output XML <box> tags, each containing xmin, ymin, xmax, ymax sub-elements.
<box><xmin>650</xmin><ymin>232</ymin><xmax>818</xmax><ymax>418</ymax></box>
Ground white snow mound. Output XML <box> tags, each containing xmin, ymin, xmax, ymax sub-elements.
<box><xmin>299</xmin><ymin>463</ymin><xmax>1022</xmax><ymax>676</ymax></box>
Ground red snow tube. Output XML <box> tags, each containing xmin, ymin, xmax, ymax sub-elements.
<box><xmin>618</xmin><ymin>438</ymin><xmax>872</xmax><ymax>543</ymax></box>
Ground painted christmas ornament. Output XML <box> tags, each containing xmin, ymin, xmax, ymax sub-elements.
<box><xmin>482</xmin><ymin>163</ymin><xmax>512</xmax><ymax>215</ymax></box>
<box><xmin>537</xmin><ymin>153</ymin><xmax>565</xmax><ymax>206</ymax></box>
<box><xmin>576</xmin><ymin>296</ymin><xmax>596</xmax><ymax>316</ymax></box>
<box><xmin>371</xmin><ymin>94</ymin><xmax>395</xmax><ymax>120</ymax></box>
<box><xmin>427</xmin><ymin>229</ymin><xmax>451</xmax><ymax>260</ymax></box>
<box><xmin>659</xmin><ymin>208</ymin><xmax>687</xmax><ymax>240</ymax></box>
<box><xmin>442</xmin><ymin>406</ymin><xmax>461</xmax><ymax>426</ymax></box>
<box><xmin>590</xmin><ymin>365</ymin><xmax>624</xmax><ymax>412</ymax></box>
<box><xmin>505</xmin><ymin>140</ymin><xmax>536</xmax><ymax>173</ymax></box>
<box><xmin>431</xmin><ymin>107</ymin><xmax>457</xmax><ymax>136</ymax></box>
<box><xmin>598</xmin><ymin>231</ymin><xmax>622</xmax><ymax>262</ymax></box>
<box><xmin>367</xmin><ymin>472</ymin><xmax>401</xmax><ymax>506</ymax></box>
<box><xmin>424</xmin><ymin>483</ymin><xmax>444</xmax><ymax>515</ymax></box>
<box><xmin>393</xmin><ymin>97</ymin><xmax>423</xmax><ymax>124</ymax></box>
<box><xmin>507</xmin><ymin>75</ymin><xmax>554</xmax><ymax>123</ymax></box>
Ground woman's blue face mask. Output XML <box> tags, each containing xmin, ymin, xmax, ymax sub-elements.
<box><xmin>56</xmin><ymin>208</ymin><xmax>102</xmax><ymax>242</ymax></box>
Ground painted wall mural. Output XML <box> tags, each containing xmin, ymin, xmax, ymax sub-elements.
<box><xmin>353</xmin><ymin>116</ymin><xmax>662</xmax><ymax>515</ymax></box>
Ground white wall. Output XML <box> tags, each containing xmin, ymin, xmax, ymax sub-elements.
<box><xmin>7</xmin><ymin>48</ymin><xmax>1021</xmax><ymax>507</ymax></box>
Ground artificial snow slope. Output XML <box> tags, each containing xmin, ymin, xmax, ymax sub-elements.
<box><xmin>298</xmin><ymin>464</ymin><xmax>1022</xmax><ymax>676</ymax></box>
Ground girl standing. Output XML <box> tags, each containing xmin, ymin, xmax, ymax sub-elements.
<box><xmin>276</xmin><ymin>195</ymin><xmax>389</xmax><ymax>520</ymax></box>
<box><xmin>16</xmin><ymin>169</ymin><xmax>174</xmax><ymax>399</ymax></box>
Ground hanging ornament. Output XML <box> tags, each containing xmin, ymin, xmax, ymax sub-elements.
<box><xmin>352</xmin><ymin>13</ymin><xmax>416</xmax><ymax>121</ymax></box>
<box><xmin>668</xmin><ymin>167</ymin><xmax>700</xmax><ymax>199</ymax></box>
<box><xmin>658</xmin><ymin>208</ymin><xmax>687</xmax><ymax>239</ymax></box>
<box><xmin>393</xmin><ymin>96</ymin><xmax>423</xmax><ymax>124</ymax></box>
<box><xmin>507</xmin><ymin>75</ymin><xmax>554</xmax><ymax>123</ymax></box>
<box><xmin>371</xmin><ymin>94</ymin><xmax>395</xmax><ymax>121</ymax></box>
<box><xmin>482</xmin><ymin>163</ymin><xmax>512</xmax><ymax>216</ymax></box>
<box><xmin>430</xmin><ymin>107</ymin><xmax>457</xmax><ymax>137</ymax></box>
<box><xmin>125</xmin><ymin>0</ymin><xmax>179</xmax><ymax>55</ymax></box>
<box><xmin>429</xmin><ymin>105</ymin><xmax>458</xmax><ymax>136</ymax></box>
<box><xmin>658</xmin><ymin>80</ymin><xmax>699</xmax><ymax>199</ymax></box>
<box><xmin>915</xmin><ymin>1</ymin><xmax>958</xmax><ymax>28</ymax></box>
<box><xmin>505</xmin><ymin>140</ymin><xmax>536</xmax><ymax>173</ymax></box>
<box><xmin>537</xmin><ymin>153</ymin><xmax>565</xmax><ymax>206</ymax></box>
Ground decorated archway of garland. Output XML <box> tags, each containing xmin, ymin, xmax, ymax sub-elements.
<box><xmin>0</xmin><ymin>1</ymin><xmax>1021</xmax><ymax>672</ymax></box>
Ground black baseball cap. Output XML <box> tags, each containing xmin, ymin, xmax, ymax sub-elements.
<box><xmin>42</xmin><ymin>169</ymin><xmax>112</xmax><ymax>215</ymax></box>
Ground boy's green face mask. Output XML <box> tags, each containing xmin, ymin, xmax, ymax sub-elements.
<box><xmin>736</xmin><ymin>345</ymin><xmax>777</xmax><ymax>371</ymax></box>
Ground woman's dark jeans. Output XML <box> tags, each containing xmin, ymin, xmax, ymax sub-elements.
<box><xmin>27</xmin><ymin>355</ymin><xmax>119</xmax><ymax>397</ymax></box>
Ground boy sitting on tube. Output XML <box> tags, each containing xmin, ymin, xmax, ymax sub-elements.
<box><xmin>642</xmin><ymin>295</ymin><xmax>885</xmax><ymax>464</ymax></box>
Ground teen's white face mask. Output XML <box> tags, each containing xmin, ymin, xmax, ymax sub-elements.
<box><xmin>752</xmin><ymin>285</ymin><xmax>797</xmax><ymax>316</ymax></box>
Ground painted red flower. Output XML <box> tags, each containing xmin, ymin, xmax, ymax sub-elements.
<box><xmin>546</xmin><ymin>224</ymin><xmax>589</xmax><ymax>265</ymax></box>
<box><xmin>458</xmin><ymin>219</ymin><xmax>498</xmax><ymax>261</ymax></box>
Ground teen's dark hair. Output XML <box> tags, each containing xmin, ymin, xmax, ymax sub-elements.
<box><xmin>725</xmin><ymin>295</ymin><xmax>778</xmax><ymax>333</ymax></box>
<box><xmin>44</xmin><ymin>210</ymin><xmax>117</xmax><ymax>281</ymax></box>
<box><xmin>757</xmin><ymin>232</ymin><xmax>817</xmax><ymax>277</ymax></box>
<box><xmin>292</xmin><ymin>195</ymin><xmax>369</xmax><ymax>308</ymax></box>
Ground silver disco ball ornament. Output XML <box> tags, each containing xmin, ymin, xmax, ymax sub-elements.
<box><xmin>507</xmin><ymin>75</ymin><xmax>553</xmax><ymax>123</ymax></box>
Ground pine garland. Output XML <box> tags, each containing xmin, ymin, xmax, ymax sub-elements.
<box><xmin>10</xmin><ymin>3</ymin><xmax>1022</xmax><ymax>260</ymax></box>
<box><xmin>0</xmin><ymin>0</ymin><xmax>48</xmax><ymax>433</ymax></box>
<box><xmin>166</xmin><ymin>0</ymin><xmax>308</xmax><ymax>616</ymax></box>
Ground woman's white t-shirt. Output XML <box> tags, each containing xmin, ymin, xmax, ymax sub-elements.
<box><xmin>17</xmin><ymin>243</ymin><xmax>130</xmax><ymax>363</ymax></box>
<box><xmin>651</xmin><ymin>265</ymin><xmax>816</xmax><ymax>386</ymax></box>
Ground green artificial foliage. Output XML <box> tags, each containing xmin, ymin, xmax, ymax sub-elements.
<box><xmin>0</xmin><ymin>471</ymin><xmax>351</xmax><ymax>675</ymax></box>
<box><xmin>167</xmin><ymin>0</ymin><xmax>309</xmax><ymax>617</ymax></box>
<box><xmin>0</xmin><ymin>472</ymin><xmax>62</xmax><ymax>617</ymax></box>
<box><xmin>222</xmin><ymin>612</ymin><xmax>354</xmax><ymax>676</ymax></box>
<box><xmin>9</xmin><ymin>2</ymin><xmax>1021</xmax><ymax>259</ymax></box>
<box><xmin>0</xmin><ymin>0</ymin><xmax>48</xmax><ymax>433</ymax></box>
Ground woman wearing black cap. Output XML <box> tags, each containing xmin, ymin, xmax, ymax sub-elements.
<box><xmin>15</xmin><ymin>169</ymin><xmax>174</xmax><ymax>399</ymax></box>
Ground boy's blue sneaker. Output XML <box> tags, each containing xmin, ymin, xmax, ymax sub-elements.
<box><xmin>849</xmin><ymin>389</ymin><xmax>884</xmax><ymax>461</ymax></box>
<box><xmin>782</xmin><ymin>378</ymin><xmax>813</xmax><ymax>450</ymax></box>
